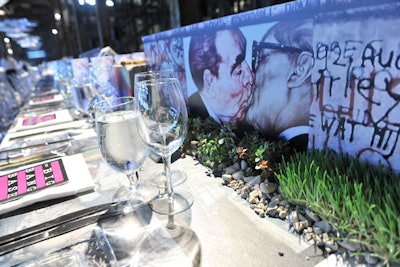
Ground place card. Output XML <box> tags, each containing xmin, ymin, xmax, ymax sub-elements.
<box><xmin>22</xmin><ymin>113</ymin><xmax>57</xmax><ymax>126</ymax></box>
<box><xmin>28</xmin><ymin>94</ymin><xmax>64</xmax><ymax>106</ymax></box>
<box><xmin>0</xmin><ymin>159</ymin><xmax>68</xmax><ymax>203</ymax></box>
<box><xmin>0</xmin><ymin>154</ymin><xmax>95</xmax><ymax>215</ymax></box>
<box><xmin>12</xmin><ymin>109</ymin><xmax>74</xmax><ymax>132</ymax></box>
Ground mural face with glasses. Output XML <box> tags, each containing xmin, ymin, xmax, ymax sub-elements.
<box><xmin>246</xmin><ymin>20</ymin><xmax>314</xmax><ymax>148</ymax></box>
<box><xmin>251</xmin><ymin>41</ymin><xmax>303</xmax><ymax>72</ymax></box>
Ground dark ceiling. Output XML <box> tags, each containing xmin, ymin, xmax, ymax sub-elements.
<box><xmin>0</xmin><ymin>0</ymin><xmax>59</xmax><ymax>61</ymax></box>
<box><xmin>0</xmin><ymin>0</ymin><xmax>172</xmax><ymax>63</ymax></box>
<box><xmin>0</xmin><ymin>0</ymin><xmax>291</xmax><ymax>64</ymax></box>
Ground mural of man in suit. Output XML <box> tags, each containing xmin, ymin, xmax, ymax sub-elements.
<box><xmin>246</xmin><ymin>20</ymin><xmax>314</xmax><ymax>148</ymax></box>
<box><xmin>188</xmin><ymin>28</ymin><xmax>255</xmax><ymax>125</ymax></box>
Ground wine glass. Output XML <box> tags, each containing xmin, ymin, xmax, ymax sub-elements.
<box><xmin>135</xmin><ymin>77</ymin><xmax>193</xmax><ymax>216</ymax></box>
<box><xmin>94</xmin><ymin>96</ymin><xmax>150</xmax><ymax>210</ymax></box>
<box><xmin>70</xmin><ymin>78</ymin><xmax>97</xmax><ymax>123</ymax></box>
<box><xmin>72</xmin><ymin>77</ymin><xmax>107</xmax><ymax>126</ymax></box>
<box><xmin>134</xmin><ymin>70</ymin><xmax>188</xmax><ymax>188</ymax></box>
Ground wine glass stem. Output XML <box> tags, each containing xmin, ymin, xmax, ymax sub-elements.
<box><xmin>126</xmin><ymin>171</ymin><xmax>140</xmax><ymax>196</ymax></box>
<box><xmin>162</xmin><ymin>154</ymin><xmax>176</xmax><ymax>229</ymax></box>
<box><xmin>162</xmin><ymin>155</ymin><xmax>174</xmax><ymax>201</ymax></box>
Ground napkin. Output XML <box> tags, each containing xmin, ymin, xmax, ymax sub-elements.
<box><xmin>28</xmin><ymin>94</ymin><xmax>64</xmax><ymax>106</ymax></box>
<box><xmin>0</xmin><ymin>154</ymin><xmax>95</xmax><ymax>215</ymax></box>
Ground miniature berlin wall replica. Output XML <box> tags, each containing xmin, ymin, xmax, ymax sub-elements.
<box><xmin>141</xmin><ymin>0</ymin><xmax>400</xmax><ymax>173</ymax></box>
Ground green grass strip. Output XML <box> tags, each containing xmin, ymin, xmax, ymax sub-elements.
<box><xmin>276</xmin><ymin>149</ymin><xmax>400</xmax><ymax>264</ymax></box>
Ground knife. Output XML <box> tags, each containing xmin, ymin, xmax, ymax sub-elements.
<box><xmin>0</xmin><ymin>201</ymin><xmax>126</xmax><ymax>256</ymax></box>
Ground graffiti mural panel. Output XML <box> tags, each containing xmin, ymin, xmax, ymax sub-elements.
<box><xmin>142</xmin><ymin>37</ymin><xmax>187</xmax><ymax>101</ymax></box>
<box><xmin>309</xmin><ymin>3</ymin><xmax>400</xmax><ymax>171</ymax></box>
<box><xmin>142</xmin><ymin>0</ymin><xmax>400</xmax><ymax>171</ymax></box>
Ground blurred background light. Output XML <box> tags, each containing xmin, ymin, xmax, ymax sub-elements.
<box><xmin>105</xmin><ymin>0</ymin><xmax>114</xmax><ymax>7</ymax></box>
<box><xmin>86</xmin><ymin>0</ymin><xmax>96</xmax><ymax>6</ymax></box>
<box><xmin>54</xmin><ymin>13</ymin><xmax>61</xmax><ymax>21</ymax></box>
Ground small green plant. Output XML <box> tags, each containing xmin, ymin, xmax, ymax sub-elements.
<box><xmin>184</xmin><ymin>117</ymin><xmax>290</xmax><ymax>177</ymax></box>
<box><xmin>184</xmin><ymin>117</ymin><xmax>239</xmax><ymax>174</ymax></box>
<box><xmin>236</xmin><ymin>131</ymin><xmax>290</xmax><ymax>177</ymax></box>
<box><xmin>197</xmin><ymin>129</ymin><xmax>237</xmax><ymax>171</ymax></box>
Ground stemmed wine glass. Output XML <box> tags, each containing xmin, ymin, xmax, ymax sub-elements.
<box><xmin>70</xmin><ymin>77</ymin><xmax>94</xmax><ymax>114</ymax></box>
<box><xmin>134</xmin><ymin>70</ymin><xmax>188</xmax><ymax>188</ymax></box>
<box><xmin>94</xmin><ymin>96</ymin><xmax>150</xmax><ymax>210</ymax></box>
<box><xmin>72</xmin><ymin>77</ymin><xmax>108</xmax><ymax>128</ymax></box>
<box><xmin>70</xmin><ymin>78</ymin><xmax>97</xmax><ymax>124</ymax></box>
<box><xmin>135</xmin><ymin>77</ymin><xmax>193</xmax><ymax>215</ymax></box>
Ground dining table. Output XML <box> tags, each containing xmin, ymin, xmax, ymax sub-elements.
<box><xmin>0</xmin><ymin>88</ymin><xmax>329</xmax><ymax>267</ymax></box>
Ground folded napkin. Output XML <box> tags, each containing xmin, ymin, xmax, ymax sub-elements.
<box><xmin>28</xmin><ymin>93</ymin><xmax>64</xmax><ymax>106</ymax></box>
<box><xmin>11</xmin><ymin>109</ymin><xmax>74</xmax><ymax>133</ymax></box>
<box><xmin>0</xmin><ymin>154</ymin><xmax>95</xmax><ymax>215</ymax></box>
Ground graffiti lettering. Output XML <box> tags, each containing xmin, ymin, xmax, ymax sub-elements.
<box><xmin>355</xmin><ymin>69</ymin><xmax>392</xmax><ymax>104</ymax></box>
<box><xmin>315</xmin><ymin>40</ymin><xmax>400</xmax><ymax>102</ymax></box>
<box><xmin>320</xmin><ymin>106</ymin><xmax>358</xmax><ymax>142</ymax></box>
<box><xmin>316</xmin><ymin>40</ymin><xmax>363</xmax><ymax>70</ymax></box>
<box><xmin>318</xmin><ymin>105</ymin><xmax>400</xmax><ymax>158</ymax></box>
<box><xmin>361</xmin><ymin>40</ymin><xmax>400</xmax><ymax>69</ymax></box>
<box><xmin>315</xmin><ymin>69</ymin><xmax>341</xmax><ymax>98</ymax></box>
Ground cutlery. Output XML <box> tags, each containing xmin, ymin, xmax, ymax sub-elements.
<box><xmin>8</xmin><ymin>127</ymin><xmax>84</xmax><ymax>141</ymax></box>
<box><xmin>0</xmin><ymin>155</ymin><xmax>58</xmax><ymax>171</ymax></box>
<box><xmin>22</xmin><ymin>103</ymin><xmax>68</xmax><ymax>113</ymax></box>
<box><xmin>0</xmin><ymin>138</ymin><xmax>73</xmax><ymax>154</ymax></box>
<box><xmin>0</xmin><ymin>201</ymin><xmax>126</xmax><ymax>256</ymax></box>
<box><xmin>0</xmin><ymin>141</ymin><xmax>71</xmax><ymax>171</ymax></box>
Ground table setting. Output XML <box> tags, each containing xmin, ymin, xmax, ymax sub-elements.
<box><xmin>0</xmin><ymin>66</ymin><xmax>317</xmax><ymax>267</ymax></box>
<box><xmin>0</xmin><ymin>69</ymin><xmax>202</xmax><ymax>267</ymax></box>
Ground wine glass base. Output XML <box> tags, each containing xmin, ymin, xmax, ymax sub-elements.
<box><xmin>112</xmin><ymin>186</ymin><xmax>148</xmax><ymax>213</ymax></box>
<box><xmin>150</xmin><ymin>190</ymin><xmax>194</xmax><ymax>215</ymax></box>
<box><xmin>130</xmin><ymin>224</ymin><xmax>201</xmax><ymax>266</ymax></box>
<box><xmin>146</xmin><ymin>169</ymin><xmax>187</xmax><ymax>188</ymax></box>
<box><xmin>100</xmin><ymin>200</ymin><xmax>153</xmax><ymax>264</ymax></box>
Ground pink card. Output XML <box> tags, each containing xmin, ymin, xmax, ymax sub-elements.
<box><xmin>0</xmin><ymin>159</ymin><xmax>68</xmax><ymax>203</ymax></box>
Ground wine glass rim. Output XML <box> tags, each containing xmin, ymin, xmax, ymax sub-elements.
<box><xmin>93</xmin><ymin>96</ymin><xmax>135</xmax><ymax>110</ymax></box>
<box><xmin>135</xmin><ymin>69</ymin><xmax>175</xmax><ymax>76</ymax></box>
<box><xmin>139</xmin><ymin>77</ymin><xmax>179</xmax><ymax>85</ymax></box>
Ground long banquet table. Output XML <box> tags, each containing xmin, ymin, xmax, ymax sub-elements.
<box><xmin>0</xmin><ymin>91</ymin><xmax>329</xmax><ymax>267</ymax></box>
